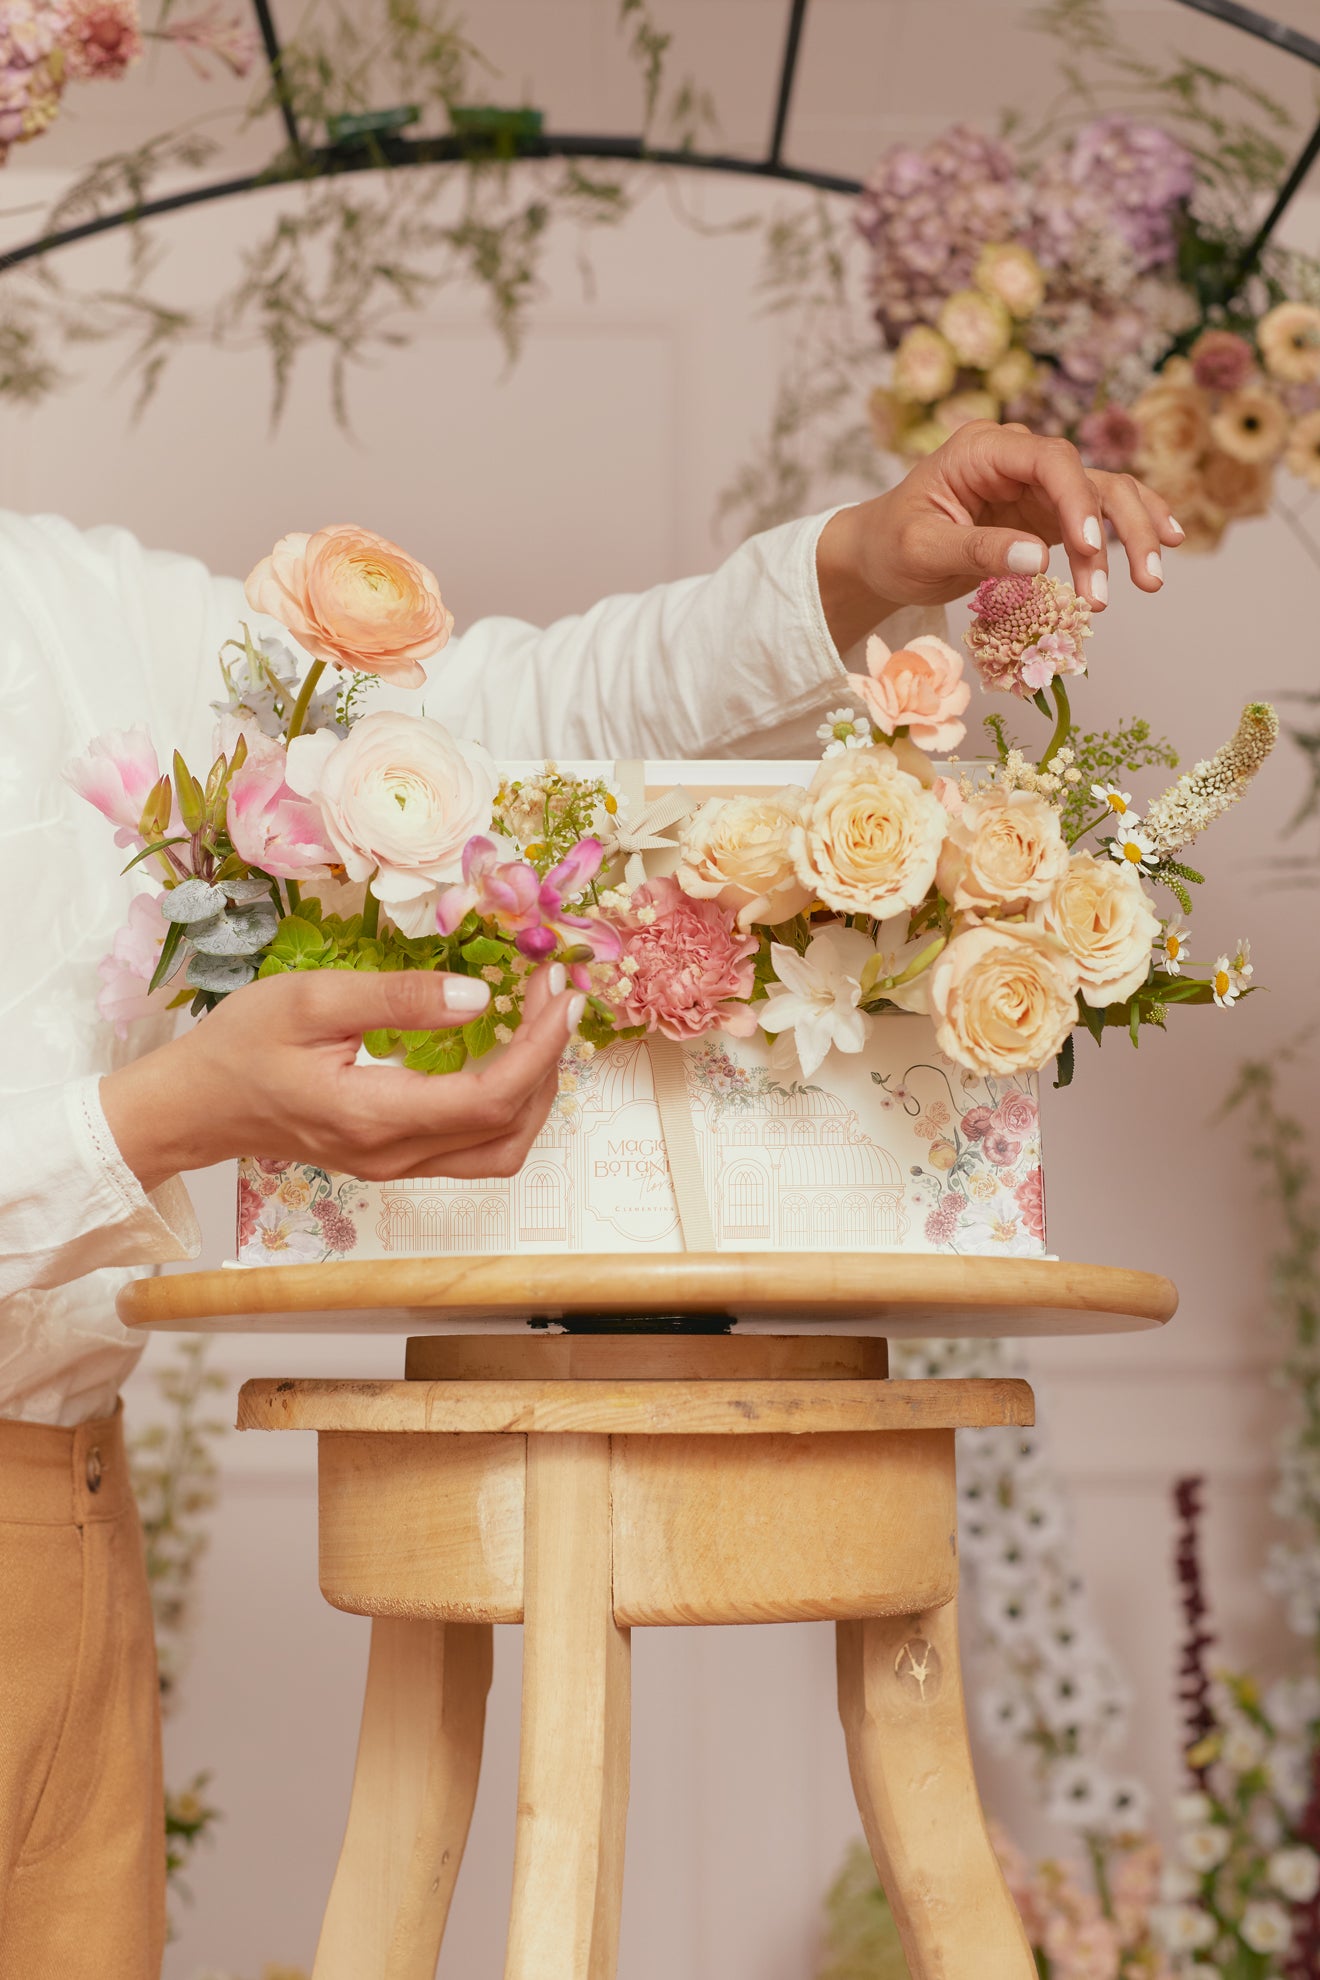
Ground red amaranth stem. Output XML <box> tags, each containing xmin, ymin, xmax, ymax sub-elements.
<box><xmin>1173</xmin><ymin>1477</ymin><xmax>1217</xmax><ymax>1784</ymax></box>
<box><xmin>1284</xmin><ymin>1747</ymin><xmax>1320</xmax><ymax>1980</ymax></box>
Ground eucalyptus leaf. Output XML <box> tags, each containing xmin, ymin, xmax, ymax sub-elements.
<box><xmin>223</xmin><ymin>877</ymin><xmax>276</xmax><ymax>907</ymax></box>
<box><xmin>188</xmin><ymin>908</ymin><xmax>280</xmax><ymax>956</ymax></box>
<box><xmin>185</xmin><ymin>955</ymin><xmax>256</xmax><ymax>993</ymax></box>
<box><xmin>161</xmin><ymin>878</ymin><xmax>227</xmax><ymax>924</ymax></box>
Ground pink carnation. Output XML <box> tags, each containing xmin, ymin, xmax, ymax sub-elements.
<box><xmin>965</xmin><ymin>574</ymin><xmax>1092</xmax><ymax>699</ymax></box>
<box><xmin>846</xmin><ymin>632</ymin><xmax>970</xmax><ymax>753</ymax></box>
<box><xmin>96</xmin><ymin>893</ymin><xmax>171</xmax><ymax>1038</ymax></box>
<box><xmin>618</xmin><ymin>876</ymin><xmax>758</xmax><ymax>1042</ymax></box>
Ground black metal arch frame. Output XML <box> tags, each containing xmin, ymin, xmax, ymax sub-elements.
<box><xmin>0</xmin><ymin>0</ymin><xmax>1317</xmax><ymax>283</ymax></box>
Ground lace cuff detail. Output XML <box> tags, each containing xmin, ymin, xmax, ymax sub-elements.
<box><xmin>68</xmin><ymin>1075</ymin><xmax>201</xmax><ymax>1263</ymax></box>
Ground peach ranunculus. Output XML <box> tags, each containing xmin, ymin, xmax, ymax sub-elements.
<box><xmin>675</xmin><ymin>789</ymin><xmax>813</xmax><ymax>931</ymax></box>
<box><xmin>846</xmin><ymin>633</ymin><xmax>971</xmax><ymax>753</ymax></box>
<box><xmin>1031</xmin><ymin>851</ymin><xmax>1160</xmax><ymax>1007</ymax></box>
<box><xmin>929</xmin><ymin>921</ymin><xmax>1080</xmax><ymax>1076</ymax></box>
<box><xmin>244</xmin><ymin>525</ymin><xmax>454</xmax><ymax>687</ymax></box>
<box><xmin>936</xmin><ymin>784</ymin><xmax>1068</xmax><ymax>915</ymax></box>
<box><xmin>791</xmin><ymin>746</ymin><xmax>948</xmax><ymax>922</ymax></box>
<box><xmin>285</xmin><ymin>711</ymin><xmax>497</xmax><ymax>929</ymax></box>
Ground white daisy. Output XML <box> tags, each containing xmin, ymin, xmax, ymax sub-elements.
<box><xmin>1211</xmin><ymin>955</ymin><xmax>1242</xmax><ymax>1009</ymax></box>
<box><xmin>816</xmin><ymin>708</ymin><xmax>873</xmax><ymax>758</ymax></box>
<box><xmin>1092</xmin><ymin>781</ymin><xmax>1135</xmax><ymax>817</ymax></box>
<box><xmin>1156</xmin><ymin>913</ymin><xmax>1191</xmax><ymax>975</ymax></box>
<box><xmin>1231</xmin><ymin>935</ymin><xmax>1253</xmax><ymax>980</ymax></box>
<box><xmin>1108</xmin><ymin>822</ymin><xmax>1157</xmax><ymax>872</ymax></box>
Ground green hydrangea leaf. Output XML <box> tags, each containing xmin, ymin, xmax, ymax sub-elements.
<box><xmin>461</xmin><ymin>935</ymin><xmax>512</xmax><ymax>969</ymax></box>
<box><xmin>462</xmin><ymin>1012</ymin><xmax>498</xmax><ymax>1058</ymax></box>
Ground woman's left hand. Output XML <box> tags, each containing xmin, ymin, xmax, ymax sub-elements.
<box><xmin>817</xmin><ymin>419</ymin><xmax>1184</xmax><ymax>652</ymax></box>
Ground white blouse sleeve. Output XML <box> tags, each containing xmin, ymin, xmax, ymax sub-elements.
<box><xmin>429</xmin><ymin>508</ymin><xmax>889</xmax><ymax>758</ymax></box>
<box><xmin>0</xmin><ymin>1080</ymin><xmax>200</xmax><ymax>1301</ymax></box>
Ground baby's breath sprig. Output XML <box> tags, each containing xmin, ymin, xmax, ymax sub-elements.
<box><xmin>492</xmin><ymin>765</ymin><xmax>621</xmax><ymax>878</ymax></box>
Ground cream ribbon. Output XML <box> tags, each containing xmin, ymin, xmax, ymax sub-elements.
<box><xmin>610</xmin><ymin>758</ymin><xmax>695</xmax><ymax>887</ymax></box>
<box><xmin>613</xmin><ymin>758</ymin><xmax>717</xmax><ymax>1254</ymax></box>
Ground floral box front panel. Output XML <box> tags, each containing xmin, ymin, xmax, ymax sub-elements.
<box><xmin>235</xmin><ymin>1016</ymin><xmax>1046</xmax><ymax>1264</ymax></box>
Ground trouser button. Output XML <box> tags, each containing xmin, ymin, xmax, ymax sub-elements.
<box><xmin>85</xmin><ymin>1447</ymin><xmax>103</xmax><ymax>1494</ymax></box>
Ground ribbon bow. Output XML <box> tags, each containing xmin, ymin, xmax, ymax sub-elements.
<box><xmin>609</xmin><ymin>784</ymin><xmax>695</xmax><ymax>888</ymax></box>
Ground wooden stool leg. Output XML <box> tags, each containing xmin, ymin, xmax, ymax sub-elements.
<box><xmin>313</xmin><ymin>1617</ymin><xmax>493</xmax><ymax>1980</ymax></box>
<box><xmin>836</xmin><ymin>1600</ymin><xmax>1034</xmax><ymax>1980</ymax></box>
<box><xmin>504</xmin><ymin>1435</ymin><xmax>631</xmax><ymax>1980</ymax></box>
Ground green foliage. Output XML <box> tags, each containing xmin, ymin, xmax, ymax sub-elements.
<box><xmin>1059</xmin><ymin>719</ymin><xmax>1179</xmax><ymax>844</ymax></box>
<box><xmin>817</xmin><ymin>1842</ymin><xmax>911</xmax><ymax>1980</ymax></box>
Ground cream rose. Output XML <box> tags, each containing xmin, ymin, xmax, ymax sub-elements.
<box><xmin>936</xmin><ymin>784</ymin><xmax>1068</xmax><ymax>915</ymax></box>
<box><xmin>245</xmin><ymin>525</ymin><xmax>454</xmax><ymax>688</ymax></box>
<box><xmin>286</xmin><ymin>711</ymin><xmax>497</xmax><ymax>923</ymax></box>
<box><xmin>1131</xmin><ymin>382</ymin><xmax>1211</xmax><ymax>472</ymax></box>
<box><xmin>676</xmin><ymin>789</ymin><xmax>813</xmax><ymax>931</ymax></box>
<box><xmin>929</xmin><ymin>922</ymin><xmax>1079</xmax><ymax>1076</ymax></box>
<box><xmin>791</xmin><ymin>747</ymin><xmax>947</xmax><ymax>921</ymax></box>
<box><xmin>1031</xmin><ymin>851</ymin><xmax>1159</xmax><ymax>1007</ymax></box>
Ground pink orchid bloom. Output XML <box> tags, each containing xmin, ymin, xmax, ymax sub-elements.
<box><xmin>436</xmin><ymin>835</ymin><xmax>622</xmax><ymax>987</ymax></box>
<box><xmin>226</xmin><ymin>743</ymin><xmax>338</xmax><ymax>881</ymax></box>
<box><xmin>64</xmin><ymin>727</ymin><xmax>162</xmax><ymax>848</ymax></box>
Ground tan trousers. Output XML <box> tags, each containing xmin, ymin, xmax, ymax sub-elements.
<box><xmin>0</xmin><ymin>1407</ymin><xmax>165</xmax><ymax>1979</ymax></box>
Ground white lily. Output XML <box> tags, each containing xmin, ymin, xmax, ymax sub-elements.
<box><xmin>758</xmin><ymin>926</ymin><xmax>876</xmax><ymax>1079</ymax></box>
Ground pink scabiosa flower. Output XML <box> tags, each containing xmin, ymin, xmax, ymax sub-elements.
<box><xmin>437</xmin><ymin>835</ymin><xmax>622</xmax><ymax>987</ymax></box>
<box><xmin>618</xmin><ymin>876</ymin><xmax>758</xmax><ymax>1043</ymax></box>
<box><xmin>1077</xmin><ymin>404</ymin><xmax>1140</xmax><ymax>472</ymax></box>
<box><xmin>63</xmin><ymin>725</ymin><xmax>161</xmax><ymax>847</ymax></box>
<box><xmin>226</xmin><ymin>742</ymin><xmax>337</xmax><ymax>881</ymax></box>
<box><xmin>964</xmin><ymin>574</ymin><xmax>1092</xmax><ymax>699</ymax></box>
<box><xmin>96</xmin><ymin>892</ymin><xmax>171</xmax><ymax>1037</ymax></box>
<box><xmin>61</xmin><ymin>0</ymin><xmax>142</xmax><ymax>79</ymax></box>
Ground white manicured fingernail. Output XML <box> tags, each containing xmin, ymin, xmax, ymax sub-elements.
<box><xmin>1082</xmin><ymin>515</ymin><xmax>1103</xmax><ymax>551</ymax></box>
<box><xmin>566</xmin><ymin>993</ymin><xmax>587</xmax><ymax>1032</ymax></box>
<box><xmin>1007</xmin><ymin>541</ymin><xmax>1044</xmax><ymax>574</ymax></box>
<box><xmin>548</xmin><ymin>962</ymin><xmax>567</xmax><ymax>995</ymax></box>
<box><xmin>444</xmin><ymin>975</ymin><xmax>490</xmax><ymax>1012</ymax></box>
<box><xmin>1090</xmin><ymin>568</ymin><xmax>1108</xmax><ymax>605</ymax></box>
<box><xmin>1146</xmin><ymin>551</ymin><xmax>1164</xmax><ymax>582</ymax></box>
<box><xmin>1167</xmin><ymin>516</ymin><xmax>1184</xmax><ymax>538</ymax></box>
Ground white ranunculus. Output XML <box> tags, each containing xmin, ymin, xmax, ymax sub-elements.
<box><xmin>676</xmin><ymin>788</ymin><xmax>813</xmax><ymax>930</ymax></box>
<box><xmin>758</xmin><ymin>926</ymin><xmax>876</xmax><ymax>1079</ymax></box>
<box><xmin>791</xmin><ymin>745</ymin><xmax>947</xmax><ymax>922</ymax></box>
<box><xmin>286</xmin><ymin>711</ymin><xmax>498</xmax><ymax>916</ymax></box>
<box><xmin>1032</xmin><ymin>851</ymin><xmax>1161</xmax><ymax>1007</ymax></box>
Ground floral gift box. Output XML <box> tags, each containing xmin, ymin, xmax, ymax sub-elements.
<box><xmin>66</xmin><ymin>524</ymin><xmax>1275</xmax><ymax>1269</ymax></box>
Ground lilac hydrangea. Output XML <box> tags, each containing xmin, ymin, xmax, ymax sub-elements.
<box><xmin>855</xmin><ymin>126</ymin><xmax>1025</xmax><ymax>341</ymax></box>
<box><xmin>1029</xmin><ymin>117</ymin><xmax>1195</xmax><ymax>276</ymax></box>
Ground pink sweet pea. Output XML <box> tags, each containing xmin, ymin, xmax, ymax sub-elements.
<box><xmin>226</xmin><ymin>743</ymin><xmax>338</xmax><ymax>881</ymax></box>
<box><xmin>437</xmin><ymin>836</ymin><xmax>622</xmax><ymax>986</ymax></box>
<box><xmin>64</xmin><ymin>727</ymin><xmax>161</xmax><ymax>848</ymax></box>
<box><xmin>97</xmin><ymin>894</ymin><xmax>173</xmax><ymax>1038</ymax></box>
<box><xmin>846</xmin><ymin>634</ymin><xmax>970</xmax><ymax>753</ymax></box>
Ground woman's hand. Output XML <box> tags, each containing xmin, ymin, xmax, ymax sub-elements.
<box><xmin>101</xmin><ymin>963</ymin><xmax>583</xmax><ymax>1193</ymax></box>
<box><xmin>817</xmin><ymin>420</ymin><xmax>1184</xmax><ymax>652</ymax></box>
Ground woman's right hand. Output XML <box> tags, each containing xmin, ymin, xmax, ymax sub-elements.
<box><xmin>101</xmin><ymin>964</ymin><xmax>583</xmax><ymax>1194</ymax></box>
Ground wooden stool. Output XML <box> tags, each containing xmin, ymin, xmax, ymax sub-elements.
<box><xmin>120</xmin><ymin>1255</ymin><xmax>1177</xmax><ymax>1980</ymax></box>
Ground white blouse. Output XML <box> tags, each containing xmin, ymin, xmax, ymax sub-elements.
<box><xmin>0</xmin><ymin>505</ymin><xmax>936</xmax><ymax>1425</ymax></box>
